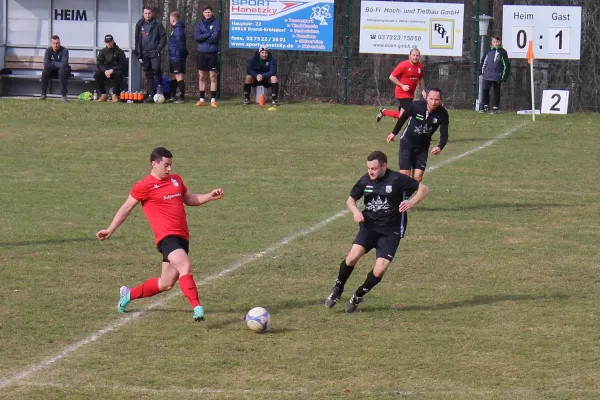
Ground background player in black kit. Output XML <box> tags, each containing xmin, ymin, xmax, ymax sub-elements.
<box><xmin>325</xmin><ymin>151</ymin><xmax>429</xmax><ymax>313</ymax></box>
<box><xmin>386</xmin><ymin>88</ymin><xmax>449</xmax><ymax>182</ymax></box>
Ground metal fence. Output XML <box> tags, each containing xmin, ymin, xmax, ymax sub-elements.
<box><xmin>147</xmin><ymin>0</ymin><xmax>600</xmax><ymax>111</ymax></box>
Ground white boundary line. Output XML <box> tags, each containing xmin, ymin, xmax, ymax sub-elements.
<box><xmin>0</xmin><ymin>122</ymin><xmax>528</xmax><ymax>390</ymax></box>
<box><xmin>19</xmin><ymin>381</ymin><xmax>600</xmax><ymax>396</ymax></box>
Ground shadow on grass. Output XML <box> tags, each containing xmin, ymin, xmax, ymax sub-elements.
<box><xmin>358</xmin><ymin>293</ymin><xmax>569</xmax><ymax>313</ymax></box>
<box><xmin>0</xmin><ymin>237</ymin><xmax>98</xmax><ymax>247</ymax></box>
<box><xmin>420</xmin><ymin>203</ymin><xmax>568</xmax><ymax>212</ymax></box>
<box><xmin>204</xmin><ymin>299</ymin><xmax>320</xmax><ymax>330</ymax></box>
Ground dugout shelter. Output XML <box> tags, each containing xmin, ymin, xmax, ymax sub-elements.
<box><xmin>0</xmin><ymin>0</ymin><xmax>143</xmax><ymax>97</ymax></box>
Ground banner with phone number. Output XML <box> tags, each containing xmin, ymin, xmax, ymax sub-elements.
<box><xmin>359</xmin><ymin>1</ymin><xmax>464</xmax><ymax>56</ymax></box>
<box><xmin>229</xmin><ymin>0</ymin><xmax>334</xmax><ymax>52</ymax></box>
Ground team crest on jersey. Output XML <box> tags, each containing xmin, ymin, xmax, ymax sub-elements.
<box><xmin>171</xmin><ymin>178</ymin><xmax>179</xmax><ymax>187</ymax></box>
<box><xmin>385</xmin><ymin>185</ymin><xmax>392</xmax><ymax>193</ymax></box>
<box><xmin>418</xmin><ymin>68</ymin><xmax>421</xmax><ymax>73</ymax></box>
<box><xmin>433</xmin><ymin>118</ymin><xmax>438</xmax><ymax>124</ymax></box>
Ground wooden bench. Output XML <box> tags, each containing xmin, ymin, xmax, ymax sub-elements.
<box><xmin>0</xmin><ymin>55</ymin><xmax>97</xmax><ymax>82</ymax></box>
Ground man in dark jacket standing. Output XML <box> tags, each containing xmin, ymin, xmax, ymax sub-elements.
<box><xmin>41</xmin><ymin>35</ymin><xmax>69</xmax><ymax>101</ymax></box>
<box><xmin>168</xmin><ymin>11</ymin><xmax>188</xmax><ymax>104</ymax></box>
<box><xmin>480</xmin><ymin>36</ymin><xmax>510</xmax><ymax>114</ymax></box>
<box><xmin>194</xmin><ymin>5</ymin><xmax>221</xmax><ymax>107</ymax></box>
<box><xmin>134</xmin><ymin>6</ymin><xmax>167</xmax><ymax>103</ymax></box>
<box><xmin>243</xmin><ymin>45</ymin><xmax>279</xmax><ymax>106</ymax></box>
<box><xmin>94</xmin><ymin>34</ymin><xmax>127</xmax><ymax>102</ymax></box>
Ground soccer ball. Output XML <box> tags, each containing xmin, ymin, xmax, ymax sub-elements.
<box><xmin>153</xmin><ymin>93</ymin><xmax>165</xmax><ymax>104</ymax></box>
<box><xmin>245</xmin><ymin>307</ymin><xmax>271</xmax><ymax>333</ymax></box>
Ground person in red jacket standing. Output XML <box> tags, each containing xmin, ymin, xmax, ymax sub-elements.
<box><xmin>96</xmin><ymin>147</ymin><xmax>224</xmax><ymax>322</ymax></box>
<box><xmin>376</xmin><ymin>48</ymin><xmax>427</xmax><ymax>122</ymax></box>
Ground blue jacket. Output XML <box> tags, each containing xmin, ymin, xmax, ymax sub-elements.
<box><xmin>247</xmin><ymin>51</ymin><xmax>277</xmax><ymax>79</ymax></box>
<box><xmin>481</xmin><ymin>45</ymin><xmax>510</xmax><ymax>82</ymax></box>
<box><xmin>168</xmin><ymin>20</ymin><xmax>188</xmax><ymax>61</ymax></box>
<box><xmin>194</xmin><ymin>17</ymin><xmax>221</xmax><ymax>54</ymax></box>
<box><xmin>43</xmin><ymin>46</ymin><xmax>69</xmax><ymax>69</ymax></box>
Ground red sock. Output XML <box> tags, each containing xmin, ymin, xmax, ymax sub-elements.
<box><xmin>130</xmin><ymin>277</ymin><xmax>161</xmax><ymax>300</ymax></box>
<box><xmin>179</xmin><ymin>274</ymin><xmax>201</xmax><ymax>308</ymax></box>
<box><xmin>382</xmin><ymin>109</ymin><xmax>400</xmax><ymax>119</ymax></box>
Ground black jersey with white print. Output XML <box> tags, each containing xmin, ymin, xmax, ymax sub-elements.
<box><xmin>392</xmin><ymin>100</ymin><xmax>449</xmax><ymax>150</ymax></box>
<box><xmin>350</xmin><ymin>169</ymin><xmax>420</xmax><ymax>235</ymax></box>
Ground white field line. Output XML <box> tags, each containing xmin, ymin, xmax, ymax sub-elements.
<box><xmin>0</xmin><ymin>122</ymin><xmax>527</xmax><ymax>391</ymax></box>
<box><xmin>19</xmin><ymin>381</ymin><xmax>600</xmax><ymax>396</ymax></box>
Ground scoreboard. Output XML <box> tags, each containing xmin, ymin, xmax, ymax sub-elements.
<box><xmin>502</xmin><ymin>5</ymin><xmax>581</xmax><ymax>60</ymax></box>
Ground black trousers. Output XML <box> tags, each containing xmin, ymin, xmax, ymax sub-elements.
<box><xmin>142</xmin><ymin>55</ymin><xmax>161</xmax><ymax>96</ymax></box>
<box><xmin>94</xmin><ymin>70</ymin><xmax>124</xmax><ymax>95</ymax></box>
<box><xmin>482</xmin><ymin>80</ymin><xmax>502</xmax><ymax>109</ymax></box>
<box><xmin>41</xmin><ymin>65</ymin><xmax>68</xmax><ymax>95</ymax></box>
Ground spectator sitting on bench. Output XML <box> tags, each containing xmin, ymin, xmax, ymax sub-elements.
<box><xmin>41</xmin><ymin>35</ymin><xmax>69</xmax><ymax>101</ymax></box>
<box><xmin>94</xmin><ymin>34</ymin><xmax>127</xmax><ymax>102</ymax></box>
<box><xmin>243</xmin><ymin>45</ymin><xmax>279</xmax><ymax>106</ymax></box>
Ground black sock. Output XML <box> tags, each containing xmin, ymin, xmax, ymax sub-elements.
<box><xmin>271</xmin><ymin>82</ymin><xmax>279</xmax><ymax>100</ymax></box>
<box><xmin>335</xmin><ymin>259</ymin><xmax>354</xmax><ymax>290</ymax></box>
<box><xmin>243</xmin><ymin>84</ymin><xmax>251</xmax><ymax>99</ymax></box>
<box><xmin>210</xmin><ymin>91</ymin><xmax>217</xmax><ymax>101</ymax></box>
<box><xmin>178</xmin><ymin>80</ymin><xmax>185</xmax><ymax>99</ymax></box>
<box><xmin>355</xmin><ymin>270</ymin><xmax>382</xmax><ymax>297</ymax></box>
<box><xmin>200</xmin><ymin>90</ymin><xmax>205</xmax><ymax>100</ymax></box>
<box><xmin>169</xmin><ymin>80</ymin><xmax>177</xmax><ymax>98</ymax></box>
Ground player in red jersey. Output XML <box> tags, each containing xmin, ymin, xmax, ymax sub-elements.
<box><xmin>376</xmin><ymin>48</ymin><xmax>427</xmax><ymax>122</ymax></box>
<box><xmin>96</xmin><ymin>147</ymin><xmax>224</xmax><ymax>322</ymax></box>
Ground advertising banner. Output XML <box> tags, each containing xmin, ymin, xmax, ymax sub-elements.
<box><xmin>229</xmin><ymin>0</ymin><xmax>334</xmax><ymax>52</ymax></box>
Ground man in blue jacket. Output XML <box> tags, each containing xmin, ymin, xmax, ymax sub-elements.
<box><xmin>168</xmin><ymin>11</ymin><xmax>188</xmax><ymax>104</ymax></box>
<box><xmin>134</xmin><ymin>6</ymin><xmax>167</xmax><ymax>103</ymax></box>
<box><xmin>480</xmin><ymin>36</ymin><xmax>510</xmax><ymax>114</ymax></box>
<box><xmin>194</xmin><ymin>5</ymin><xmax>221</xmax><ymax>107</ymax></box>
<box><xmin>243</xmin><ymin>45</ymin><xmax>279</xmax><ymax>106</ymax></box>
<box><xmin>41</xmin><ymin>35</ymin><xmax>69</xmax><ymax>101</ymax></box>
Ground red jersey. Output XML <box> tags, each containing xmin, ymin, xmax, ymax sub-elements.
<box><xmin>130</xmin><ymin>174</ymin><xmax>189</xmax><ymax>244</ymax></box>
<box><xmin>391</xmin><ymin>60</ymin><xmax>424</xmax><ymax>100</ymax></box>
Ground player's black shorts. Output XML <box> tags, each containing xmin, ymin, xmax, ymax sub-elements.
<box><xmin>353</xmin><ymin>223</ymin><xmax>401</xmax><ymax>261</ymax></box>
<box><xmin>399</xmin><ymin>143</ymin><xmax>429</xmax><ymax>171</ymax></box>
<box><xmin>157</xmin><ymin>235</ymin><xmax>189</xmax><ymax>263</ymax></box>
<box><xmin>397</xmin><ymin>98</ymin><xmax>413</xmax><ymax>112</ymax></box>
<box><xmin>250</xmin><ymin>77</ymin><xmax>272</xmax><ymax>88</ymax></box>
<box><xmin>197</xmin><ymin>53</ymin><xmax>218</xmax><ymax>71</ymax></box>
<box><xmin>169</xmin><ymin>60</ymin><xmax>186</xmax><ymax>74</ymax></box>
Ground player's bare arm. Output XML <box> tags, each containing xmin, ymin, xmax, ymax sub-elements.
<box><xmin>346</xmin><ymin>196</ymin><xmax>365</xmax><ymax>223</ymax></box>
<box><xmin>96</xmin><ymin>195</ymin><xmax>140</xmax><ymax>240</ymax></box>
<box><xmin>419</xmin><ymin>78</ymin><xmax>427</xmax><ymax>99</ymax></box>
<box><xmin>388</xmin><ymin>74</ymin><xmax>402</xmax><ymax>88</ymax></box>
<box><xmin>183</xmin><ymin>188</ymin><xmax>224</xmax><ymax>206</ymax></box>
<box><xmin>398</xmin><ymin>183</ymin><xmax>429</xmax><ymax>213</ymax></box>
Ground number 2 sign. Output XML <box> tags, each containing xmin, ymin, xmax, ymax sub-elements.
<box><xmin>541</xmin><ymin>90</ymin><xmax>569</xmax><ymax>114</ymax></box>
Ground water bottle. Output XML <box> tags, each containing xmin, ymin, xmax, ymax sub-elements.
<box><xmin>93</xmin><ymin>89</ymin><xmax>97</xmax><ymax>101</ymax></box>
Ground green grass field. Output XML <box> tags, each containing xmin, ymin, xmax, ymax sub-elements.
<box><xmin>1</xmin><ymin>99</ymin><xmax>599</xmax><ymax>399</ymax></box>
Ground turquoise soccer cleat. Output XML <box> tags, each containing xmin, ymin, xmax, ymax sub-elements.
<box><xmin>117</xmin><ymin>286</ymin><xmax>131</xmax><ymax>313</ymax></box>
<box><xmin>193</xmin><ymin>305</ymin><xmax>205</xmax><ymax>322</ymax></box>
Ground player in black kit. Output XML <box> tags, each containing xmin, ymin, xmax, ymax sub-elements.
<box><xmin>325</xmin><ymin>151</ymin><xmax>429</xmax><ymax>313</ymax></box>
<box><xmin>387</xmin><ymin>88</ymin><xmax>449</xmax><ymax>182</ymax></box>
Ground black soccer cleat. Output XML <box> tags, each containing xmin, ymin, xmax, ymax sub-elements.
<box><xmin>490</xmin><ymin>107</ymin><xmax>499</xmax><ymax>114</ymax></box>
<box><xmin>345</xmin><ymin>294</ymin><xmax>363</xmax><ymax>313</ymax></box>
<box><xmin>478</xmin><ymin>105</ymin><xmax>489</xmax><ymax>114</ymax></box>
<box><xmin>272</xmin><ymin>98</ymin><xmax>279</xmax><ymax>106</ymax></box>
<box><xmin>325</xmin><ymin>286</ymin><xmax>343</xmax><ymax>308</ymax></box>
<box><xmin>376</xmin><ymin>107</ymin><xmax>385</xmax><ymax>122</ymax></box>
<box><xmin>244</xmin><ymin>98</ymin><xmax>251</xmax><ymax>105</ymax></box>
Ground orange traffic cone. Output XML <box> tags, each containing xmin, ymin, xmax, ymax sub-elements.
<box><xmin>259</xmin><ymin>93</ymin><xmax>265</xmax><ymax>106</ymax></box>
